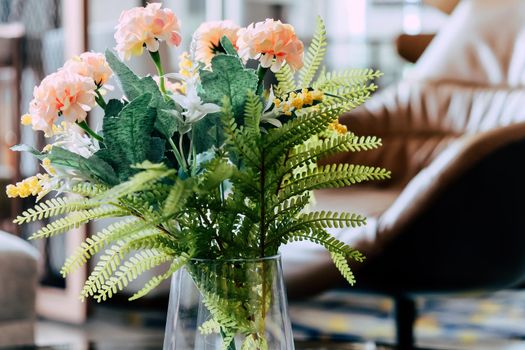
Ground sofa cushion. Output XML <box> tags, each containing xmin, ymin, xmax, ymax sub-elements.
<box><xmin>0</xmin><ymin>231</ymin><xmax>39</xmax><ymax>322</ymax></box>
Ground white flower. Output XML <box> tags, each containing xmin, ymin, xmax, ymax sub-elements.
<box><xmin>50</xmin><ymin>122</ymin><xmax>100</xmax><ymax>158</ymax></box>
<box><xmin>169</xmin><ymin>76</ymin><xmax>221</xmax><ymax>128</ymax></box>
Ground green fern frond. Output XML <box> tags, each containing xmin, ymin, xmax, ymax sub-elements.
<box><xmin>95</xmin><ymin>165</ymin><xmax>176</xmax><ymax>203</ymax></box>
<box><xmin>278</xmin><ymin>164</ymin><xmax>390</xmax><ymax>202</ymax></box>
<box><xmin>274</xmin><ymin>64</ymin><xmax>296</xmax><ymax>96</ymax></box>
<box><xmin>330</xmin><ymin>251</ymin><xmax>357</xmax><ymax>285</ymax></box>
<box><xmin>284</xmin><ymin>228</ymin><xmax>362</xmax><ymax>259</ymax></box>
<box><xmin>199</xmin><ymin>319</ymin><xmax>221</xmax><ymax>335</ymax></box>
<box><xmin>14</xmin><ymin>197</ymin><xmax>98</xmax><ymax>224</ymax></box>
<box><xmin>241</xmin><ymin>335</ymin><xmax>268</xmax><ymax>350</ymax></box>
<box><xmin>61</xmin><ymin>217</ymin><xmax>142</xmax><ymax>277</ymax></box>
<box><xmin>265</xmin><ymin>105</ymin><xmax>344</xmax><ymax>163</ymax></box>
<box><xmin>163</xmin><ymin>179</ymin><xmax>193</xmax><ymax>216</ymax></box>
<box><xmin>70</xmin><ymin>182</ymin><xmax>108</xmax><ymax>197</ymax></box>
<box><xmin>80</xmin><ymin>228</ymin><xmax>168</xmax><ymax>300</ymax></box>
<box><xmin>224</xmin><ymin>102</ymin><xmax>261</xmax><ymax>167</ymax></box>
<box><xmin>94</xmin><ymin>249</ymin><xmax>173</xmax><ymax>302</ymax></box>
<box><xmin>297</xmin><ymin>211</ymin><xmax>366</xmax><ymax>229</ymax></box>
<box><xmin>299</xmin><ymin>16</ymin><xmax>327</xmax><ymax>88</ymax></box>
<box><xmin>243</xmin><ymin>90</ymin><xmax>263</xmax><ymax>138</ymax></box>
<box><xmin>29</xmin><ymin>206</ymin><xmax>128</xmax><ymax>240</ymax></box>
<box><xmin>129</xmin><ymin>254</ymin><xmax>189</xmax><ymax>301</ymax></box>
<box><xmin>313</xmin><ymin>69</ymin><xmax>382</xmax><ymax>91</ymax></box>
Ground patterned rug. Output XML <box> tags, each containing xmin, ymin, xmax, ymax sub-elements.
<box><xmin>289</xmin><ymin>290</ymin><xmax>525</xmax><ymax>350</ymax></box>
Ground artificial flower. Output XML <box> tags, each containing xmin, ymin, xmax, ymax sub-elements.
<box><xmin>114</xmin><ymin>3</ymin><xmax>182</xmax><ymax>60</ymax></box>
<box><xmin>63</xmin><ymin>52</ymin><xmax>113</xmax><ymax>87</ymax></box>
<box><xmin>237</xmin><ymin>19</ymin><xmax>304</xmax><ymax>72</ymax></box>
<box><xmin>170</xmin><ymin>80</ymin><xmax>220</xmax><ymax>127</ymax></box>
<box><xmin>28</xmin><ymin>71</ymin><xmax>96</xmax><ymax>134</ymax></box>
<box><xmin>192</xmin><ymin>20</ymin><xmax>240</xmax><ymax>66</ymax></box>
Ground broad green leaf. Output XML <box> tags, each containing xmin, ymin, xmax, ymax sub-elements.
<box><xmin>199</xmin><ymin>54</ymin><xmax>258</xmax><ymax>121</ymax></box>
<box><xmin>219</xmin><ymin>36</ymin><xmax>238</xmax><ymax>56</ymax></box>
<box><xmin>100</xmin><ymin>93</ymin><xmax>160</xmax><ymax>181</ymax></box>
<box><xmin>155</xmin><ymin>109</ymin><xmax>179</xmax><ymax>139</ymax></box>
<box><xmin>105</xmin><ymin>50</ymin><xmax>175</xmax><ymax>110</ymax></box>
<box><xmin>11</xmin><ymin>144</ymin><xmax>44</xmax><ymax>159</ymax></box>
<box><xmin>48</xmin><ymin>147</ymin><xmax>118</xmax><ymax>185</ymax></box>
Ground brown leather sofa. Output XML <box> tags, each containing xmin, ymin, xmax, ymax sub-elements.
<box><xmin>282</xmin><ymin>0</ymin><xmax>525</xmax><ymax>347</ymax></box>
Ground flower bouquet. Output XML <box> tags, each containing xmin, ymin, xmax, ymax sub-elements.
<box><xmin>7</xmin><ymin>3</ymin><xmax>389</xmax><ymax>349</ymax></box>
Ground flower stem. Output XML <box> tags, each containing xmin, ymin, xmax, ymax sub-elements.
<box><xmin>256</xmin><ymin>66</ymin><xmax>268</xmax><ymax>94</ymax></box>
<box><xmin>76</xmin><ymin>120</ymin><xmax>104</xmax><ymax>143</ymax></box>
<box><xmin>149</xmin><ymin>50</ymin><xmax>167</xmax><ymax>96</ymax></box>
<box><xmin>168</xmin><ymin>138</ymin><xmax>188</xmax><ymax>175</ymax></box>
<box><xmin>94</xmin><ymin>89</ymin><xmax>107</xmax><ymax>109</ymax></box>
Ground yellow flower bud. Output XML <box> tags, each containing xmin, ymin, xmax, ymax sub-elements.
<box><xmin>21</xmin><ymin>114</ymin><xmax>32</xmax><ymax>126</ymax></box>
<box><xmin>6</xmin><ymin>185</ymin><xmax>19</xmax><ymax>198</ymax></box>
<box><xmin>43</xmin><ymin>144</ymin><xmax>53</xmax><ymax>153</ymax></box>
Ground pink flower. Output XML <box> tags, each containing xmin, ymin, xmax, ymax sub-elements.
<box><xmin>192</xmin><ymin>20</ymin><xmax>240</xmax><ymax>65</ymax></box>
<box><xmin>237</xmin><ymin>19</ymin><xmax>304</xmax><ymax>72</ymax></box>
<box><xmin>114</xmin><ymin>3</ymin><xmax>182</xmax><ymax>60</ymax></box>
<box><xmin>28</xmin><ymin>71</ymin><xmax>96</xmax><ymax>133</ymax></box>
<box><xmin>63</xmin><ymin>52</ymin><xmax>113</xmax><ymax>86</ymax></box>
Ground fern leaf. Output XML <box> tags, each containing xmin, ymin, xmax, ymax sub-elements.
<box><xmin>298</xmin><ymin>16</ymin><xmax>327</xmax><ymax>87</ymax></box>
<box><xmin>285</xmin><ymin>134</ymin><xmax>382</xmax><ymax>175</ymax></box>
<box><xmin>265</xmin><ymin>105</ymin><xmax>344</xmax><ymax>163</ymax></box>
<box><xmin>95</xmin><ymin>164</ymin><xmax>176</xmax><ymax>203</ymax></box>
<box><xmin>199</xmin><ymin>319</ymin><xmax>221</xmax><ymax>335</ymax></box>
<box><xmin>278</xmin><ymin>164</ymin><xmax>390</xmax><ymax>203</ymax></box>
<box><xmin>163</xmin><ymin>179</ymin><xmax>193</xmax><ymax>216</ymax></box>
<box><xmin>80</xmin><ymin>228</ymin><xmax>168</xmax><ymax>300</ymax></box>
<box><xmin>297</xmin><ymin>211</ymin><xmax>366</xmax><ymax>229</ymax></box>
<box><xmin>93</xmin><ymin>249</ymin><xmax>173</xmax><ymax>302</ymax></box>
<box><xmin>29</xmin><ymin>206</ymin><xmax>128</xmax><ymax>240</ymax></box>
<box><xmin>330</xmin><ymin>251</ymin><xmax>357</xmax><ymax>285</ymax></box>
<box><xmin>61</xmin><ymin>217</ymin><xmax>141</xmax><ymax>277</ymax></box>
<box><xmin>70</xmin><ymin>182</ymin><xmax>108</xmax><ymax>197</ymax></box>
<box><xmin>243</xmin><ymin>90</ymin><xmax>263</xmax><ymax>138</ymax></box>
<box><xmin>284</xmin><ymin>228</ymin><xmax>364</xmax><ymax>261</ymax></box>
<box><xmin>313</xmin><ymin>68</ymin><xmax>382</xmax><ymax>91</ymax></box>
<box><xmin>274</xmin><ymin>63</ymin><xmax>296</xmax><ymax>96</ymax></box>
<box><xmin>14</xmin><ymin>197</ymin><xmax>98</xmax><ymax>224</ymax></box>
<box><xmin>129</xmin><ymin>254</ymin><xmax>188</xmax><ymax>301</ymax></box>
<box><xmin>224</xmin><ymin>101</ymin><xmax>261</xmax><ymax>167</ymax></box>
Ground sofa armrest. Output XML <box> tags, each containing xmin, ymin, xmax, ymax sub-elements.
<box><xmin>369</xmin><ymin>121</ymin><xmax>525</xmax><ymax>256</ymax></box>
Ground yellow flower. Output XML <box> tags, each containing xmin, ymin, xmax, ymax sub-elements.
<box><xmin>21</xmin><ymin>114</ymin><xmax>32</xmax><ymax>126</ymax></box>
<box><xmin>179</xmin><ymin>52</ymin><xmax>194</xmax><ymax>78</ymax></box>
<box><xmin>6</xmin><ymin>175</ymin><xmax>46</xmax><ymax>198</ymax></box>
<box><xmin>273</xmin><ymin>98</ymin><xmax>281</xmax><ymax>108</ymax></box>
<box><xmin>42</xmin><ymin>158</ymin><xmax>56</xmax><ymax>175</ymax></box>
<box><xmin>310</xmin><ymin>90</ymin><xmax>324</xmax><ymax>101</ymax></box>
<box><xmin>329</xmin><ymin>120</ymin><xmax>348</xmax><ymax>135</ymax></box>
<box><xmin>43</xmin><ymin>144</ymin><xmax>53</xmax><ymax>153</ymax></box>
<box><xmin>6</xmin><ymin>185</ymin><xmax>19</xmax><ymax>198</ymax></box>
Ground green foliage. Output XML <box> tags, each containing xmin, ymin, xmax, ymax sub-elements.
<box><xmin>105</xmin><ymin>50</ymin><xmax>172</xmax><ymax>110</ymax></box>
<box><xmin>199</xmin><ymin>54</ymin><xmax>259</xmax><ymax>122</ymax></box>
<box><xmin>48</xmin><ymin>147</ymin><xmax>119</xmax><ymax>185</ymax></box>
<box><xmin>29</xmin><ymin>206</ymin><xmax>128</xmax><ymax>240</ymax></box>
<box><xmin>93</xmin><ymin>249</ymin><xmax>173</xmax><ymax>302</ymax></box>
<box><xmin>314</xmin><ymin>68</ymin><xmax>383</xmax><ymax>91</ymax></box>
<box><xmin>14</xmin><ymin>197</ymin><xmax>97</xmax><ymax>224</ymax></box>
<box><xmin>299</xmin><ymin>16</ymin><xmax>327</xmax><ymax>88</ymax></box>
<box><xmin>99</xmin><ymin>94</ymin><xmax>165</xmax><ymax>181</ymax></box>
<box><xmin>274</xmin><ymin>64</ymin><xmax>296</xmax><ymax>97</ymax></box>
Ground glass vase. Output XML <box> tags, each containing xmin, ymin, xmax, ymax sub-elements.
<box><xmin>163</xmin><ymin>255</ymin><xmax>294</xmax><ymax>350</ymax></box>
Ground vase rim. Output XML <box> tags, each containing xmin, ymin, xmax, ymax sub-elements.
<box><xmin>189</xmin><ymin>254</ymin><xmax>281</xmax><ymax>263</ymax></box>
